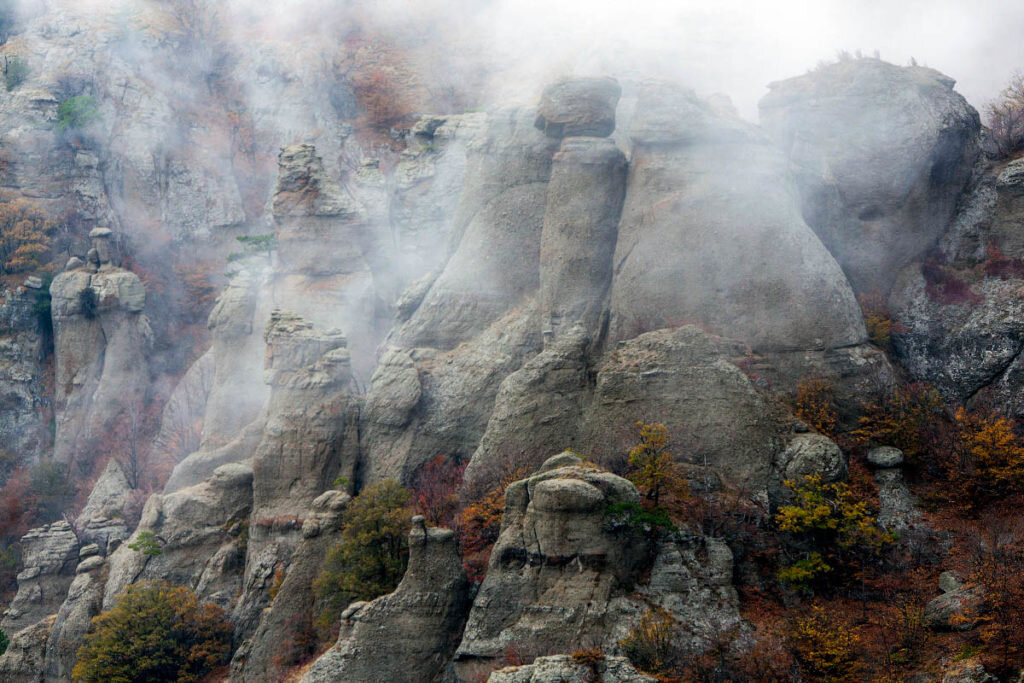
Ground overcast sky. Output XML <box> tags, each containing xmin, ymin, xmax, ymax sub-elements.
<box><xmin>449</xmin><ymin>0</ymin><xmax>1024</xmax><ymax>120</ymax></box>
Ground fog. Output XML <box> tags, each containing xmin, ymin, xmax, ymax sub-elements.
<box><xmin>219</xmin><ymin>0</ymin><xmax>1024</xmax><ymax>120</ymax></box>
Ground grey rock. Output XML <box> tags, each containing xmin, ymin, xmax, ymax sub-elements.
<box><xmin>939</xmin><ymin>571</ymin><xmax>963</xmax><ymax>594</ymax></box>
<box><xmin>760</xmin><ymin>59</ymin><xmax>980</xmax><ymax>293</ymax></box>
<box><xmin>583</xmin><ymin>326</ymin><xmax>782</xmax><ymax>491</ymax></box>
<box><xmin>534</xmin><ymin>76</ymin><xmax>622</xmax><ymax>138</ymax></box>
<box><xmin>396</xmin><ymin>108</ymin><xmax>559</xmax><ymax>350</ymax></box>
<box><xmin>76</xmin><ymin>458</ymin><xmax>133</xmax><ymax>527</ymax></box>
<box><xmin>776</xmin><ymin>433</ymin><xmax>847</xmax><ymax>483</ymax></box>
<box><xmin>0</xmin><ymin>615</ymin><xmax>55</xmax><ymax>683</ymax></box>
<box><xmin>868</xmin><ymin>446</ymin><xmax>905</xmax><ymax>468</ymax></box>
<box><xmin>299</xmin><ymin>522</ymin><xmax>470</xmax><ymax>683</ymax></box>
<box><xmin>44</xmin><ymin>571</ymin><xmax>104</xmax><ymax>680</ymax></box>
<box><xmin>489</xmin><ymin>655</ymin><xmax>656</xmax><ymax>682</ymax></box>
<box><xmin>78</xmin><ymin>543</ymin><xmax>100</xmax><ymax>560</ymax></box>
<box><xmin>925</xmin><ymin>583</ymin><xmax>983</xmax><ymax>631</ymax></box>
<box><xmin>75</xmin><ymin>555</ymin><xmax>104</xmax><ymax>574</ymax></box>
<box><xmin>49</xmin><ymin>265</ymin><xmax>151</xmax><ymax>471</ymax></box>
<box><xmin>941</xmin><ymin>659</ymin><xmax>997</xmax><ymax>683</ymax></box>
<box><xmin>1</xmin><ymin>522</ymin><xmax>79</xmax><ymax>635</ymax></box>
<box><xmin>230</xmin><ymin>492</ymin><xmax>350</xmax><ymax>682</ymax></box>
<box><xmin>22</xmin><ymin>276</ymin><xmax>42</xmax><ymax>289</ymax></box>
<box><xmin>874</xmin><ymin>468</ymin><xmax>923</xmax><ymax>533</ymax></box>
<box><xmin>540</xmin><ymin>136</ymin><xmax>626</xmax><ymax>343</ymax></box>
<box><xmin>609</xmin><ymin>81</ymin><xmax>865</xmax><ymax>352</ymax></box>
<box><xmin>454</xmin><ymin>458</ymin><xmax>646</xmax><ymax>677</ymax></box>
<box><xmin>103</xmin><ymin>463</ymin><xmax>253</xmax><ymax>612</ymax></box>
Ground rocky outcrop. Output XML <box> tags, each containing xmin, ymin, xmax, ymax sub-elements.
<box><xmin>42</xmin><ymin>559</ymin><xmax>105</xmax><ymax>681</ymax></box>
<box><xmin>103</xmin><ymin>463</ymin><xmax>253</xmax><ymax>613</ymax></box>
<box><xmin>300</xmin><ymin>517</ymin><xmax>471</xmax><ymax>683</ymax></box>
<box><xmin>391</xmin><ymin>114</ymin><xmax>486</xmax><ymax>281</ymax></box>
<box><xmin>540</xmin><ymin>136</ymin><xmax>626</xmax><ymax>344</ymax></box>
<box><xmin>0</xmin><ymin>614</ymin><xmax>55</xmax><ymax>683</ymax></box>
<box><xmin>49</xmin><ymin>232</ymin><xmax>151</xmax><ymax>473</ymax></box>
<box><xmin>489</xmin><ymin>655</ymin><xmax>656</xmax><ymax>682</ymax></box>
<box><xmin>456</xmin><ymin>453</ymin><xmax>745</xmax><ymax>680</ymax></box>
<box><xmin>609</xmin><ymin>82</ymin><xmax>865</xmax><ymax>351</ymax></box>
<box><xmin>454</xmin><ymin>454</ymin><xmax>647</xmax><ymax>678</ymax></box>
<box><xmin>887</xmin><ymin>156</ymin><xmax>1024</xmax><ymax>418</ymax></box>
<box><xmin>760</xmin><ymin>58</ymin><xmax>980</xmax><ymax>293</ymax></box>
<box><xmin>0</xmin><ymin>286</ymin><xmax>50</xmax><ymax>463</ymax></box>
<box><xmin>1</xmin><ymin>522</ymin><xmax>79</xmax><ymax>636</ymax></box>
<box><xmin>271</xmin><ymin>144</ymin><xmax>380</xmax><ymax>382</ymax></box>
<box><xmin>230</xmin><ymin>490</ymin><xmax>350</xmax><ymax>682</ymax></box>
<box><xmin>253</xmin><ymin>310</ymin><xmax>358</xmax><ymax>520</ymax></box>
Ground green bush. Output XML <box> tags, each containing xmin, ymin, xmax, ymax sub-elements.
<box><xmin>313</xmin><ymin>480</ymin><xmax>410</xmax><ymax>632</ymax></box>
<box><xmin>73</xmin><ymin>580</ymin><xmax>231</xmax><ymax>683</ymax></box>
<box><xmin>0</xmin><ymin>628</ymin><xmax>8</xmax><ymax>657</ymax></box>
<box><xmin>56</xmin><ymin>95</ymin><xmax>100</xmax><ymax>133</ymax></box>
<box><xmin>4</xmin><ymin>55</ymin><xmax>27</xmax><ymax>91</ymax></box>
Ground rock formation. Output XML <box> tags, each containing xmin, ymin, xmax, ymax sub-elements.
<box><xmin>300</xmin><ymin>517</ymin><xmax>470</xmax><ymax>683</ymax></box>
<box><xmin>760</xmin><ymin>58</ymin><xmax>980</xmax><ymax>293</ymax></box>
<box><xmin>49</xmin><ymin>229</ymin><xmax>151</xmax><ymax>474</ymax></box>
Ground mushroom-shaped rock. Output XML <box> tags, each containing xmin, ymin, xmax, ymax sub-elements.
<box><xmin>867</xmin><ymin>446</ymin><xmax>905</xmax><ymax>468</ymax></box>
<box><xmin>535</xmin><ymin>76</ymin><xmax>622</xmax><ymax>138</ymax></box>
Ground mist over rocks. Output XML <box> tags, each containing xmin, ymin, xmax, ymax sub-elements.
<box><xmin>1</xmin><ymin>2</ymin><xmax>1021</xmax><ymax>678</ymax></box>
<box><xmin>760</xmin><ymin>58</ymin><xmax>981</xmax><ymax>294</ymax></box>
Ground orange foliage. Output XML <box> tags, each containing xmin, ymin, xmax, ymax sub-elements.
<box><xmin>0</xmin><ymin>198</ymin><xmax>53</xmax><ymax>274</ymax></box>
<box><xmin>174</xmin><ymin>260</ymin><xmax>220</xmax><ymax>323</ymax></box>
<box><xmin>852</xmin><ymin>383</ymin><xmax>945</xmax><ymax>464</ymax></box>
<box><xmin>456</xmin><ymin>466</ymin><xmax>528</xmax><ymax>583</ymax></box>
<box><xmin>793</xmin><ymin>378</ymin><xmax>839</xmax><ymax>436</ymax></box>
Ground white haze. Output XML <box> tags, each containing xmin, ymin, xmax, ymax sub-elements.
<box><xmin>216</xmin><ymin>0</ymin><xmax>1024</xmax><ymax>120</ymax></box>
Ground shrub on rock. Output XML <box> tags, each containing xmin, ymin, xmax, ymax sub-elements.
<box><xmin>72</xmin><ymin>580</ymin><xmax>231</xmax><ymax>683</ymax></box>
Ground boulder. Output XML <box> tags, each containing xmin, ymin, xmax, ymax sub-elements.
<box><xmin>534</xmin><ymin>76</ymin><xmax>622</xmax><ymax>138</ymax></box>
<box><xmin>925</xmin><ymin>582</ymin><xmax>983</xmax><ymax>631</ymax></box>
<box><xmin>868</xmin><ymin>446</ymin><xmax>905</xmax><ymax>468</ymax></box>
<box><xmin>43</xmin><ymin>569</ymin><xmax>104</xmax><ymax>680</ymax></box>
<box><xmin>760</xmin><ymin>59</ymin><xmax>980</xmax><ymax>293</ymax></box>
<box><xmin>775</xmin><ymin>433</ymin><xmax>847</xmax><ymax>483</ymax></box>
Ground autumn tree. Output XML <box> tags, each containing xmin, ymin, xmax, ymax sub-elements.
<box><xmin>410</xmin><ymin>455</ymin><xmax>465</xmax><ymax>528</ymax></box>
<box><xmin>627</xmin><ymin>422</ymin><xmax>678</xmax><ymax>508</ymax></box>
<box><xmin>776</xmin><ymin>474</ymin><xmax>895</xmax><ymax>595</ymax></box>
<box><xmin>852</xmin><ymin>383</ymin><xmax>945</xmax><ymax>466</ymax></box>
<box><xmin>73</xmin><ymin>580</ymin><xmax>232</xmax><ymax>682</ymax></box>
<box><xmin>946</xmin><ymin>407</ymin><xmax>1024</xmax><ymax>508</ymax></box>
<box><xmin>794</xmin><ymin>378</ymin><xmax>839</xmax><ymax>437</ymax></box>
<box><xmin>0</xmin><ymin>198</ymin><xmax>53</xmax><ymax>274</ymax></box>
<box><xmin>986</xmin><ymin>70</ymin><xmax>1024</xmax><ymax>158</ymax></box>
<box><xmin>313</xmin><ymin>480</ymin><xmax>411</xmax><ymax>632</ymax></box>
<box><xmin>787</xmin><ymin>604</ymin><xmax>861</xmax><ymax>681</ymax></box>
